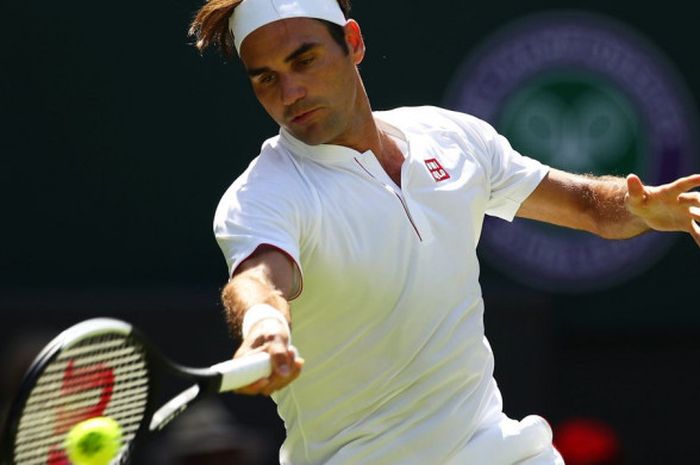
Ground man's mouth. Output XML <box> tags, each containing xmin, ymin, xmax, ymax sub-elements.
<box><xmin>290</xmin><ymin>108</ymin><xmax>319</xmax><ymax>124</ymax></box>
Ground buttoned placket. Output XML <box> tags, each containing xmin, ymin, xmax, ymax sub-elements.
<box><xmin>352</xmin><ymin>148</ymin><xmax>434</xmax><ymax>243</ymax></box>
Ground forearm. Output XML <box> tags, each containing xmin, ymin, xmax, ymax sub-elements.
<box><xmin>517</xmin><ymin>169</ymin><xmax>649</xmax><ymax>239</ymax></box>
<box><xmin>220</xmin><ymin>252</ymin><xmax>303</xmax><ymax>395</ymax></box>
<box><xmin>221</xmin><ymin>270</ymin><xmax>290</xmax><ymax>339</ymax></box>
<box><xmin>520</xmin><ymin>169</ymin><xmax>700</xmax><ymax>245</ymax></box>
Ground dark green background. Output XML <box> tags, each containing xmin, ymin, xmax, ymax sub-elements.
<box><xmin>1</xmin><ymin>1</ymin><xmax>699</xmax><ymax>464</ymax></box>
<box><xmin>1</xmin><ymin>1</ymin><xmax>697</xmax><ymax>294</ymax></box>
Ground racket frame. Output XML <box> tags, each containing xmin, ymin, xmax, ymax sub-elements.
<box><xmin>0</xmin><ymin>318</ymin><xmax>230</xmax><ymax>465</ymax></box>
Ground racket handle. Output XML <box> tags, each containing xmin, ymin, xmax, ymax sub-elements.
<box><xmin>211</xmin><ymin>352</ymin><xmax>272</xmax><ymax>391</ymax></box>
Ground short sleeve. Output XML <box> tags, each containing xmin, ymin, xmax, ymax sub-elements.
<box><xmin>452</xmin><ymin>113</ymin><xmax>550</xmax><ymax>221</ymax></box>
<box><xmin>213</xmin><ymin>151</ymin><xmax>304</xmax><ymax>295</ymax></box>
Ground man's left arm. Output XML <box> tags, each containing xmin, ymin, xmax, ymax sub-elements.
<box><xmin>516</xmin><ymin>169</ymin><xmax>700</xmax><ymax>246</ymax></box>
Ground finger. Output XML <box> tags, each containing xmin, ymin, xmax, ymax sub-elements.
<box><xmin>235</xmin><ymin>359</ymin><xmax>303</xmax><ymax>396</ymax></box>
<box><xmin>261</xmin><ymin>373</ymin><xmax>301</xmax><ymax>396</ymax></box>
<box><xmin>234</xmin><ymin>376</ymin><xmax>272</xmax><ymax>395</ymax></box>
<box><xmin>626</xmin><ymin>174</ymin><xmax>646</xmax><ymax>204</ymax></box>
<box><xmin>260</xmin><ymin>359</ymin><xmax>304</xmax><ymax>396</ymax></box>
<box><xmin>261</xmin><ymin>373</ymin><xmax>298</xmax><ymax>396</ymax></box>
<box><xmin>672</xmin><ymin>173</ymin><xmax>700</xmax><ymax>193</ymax></box>
<box><xmin>232</xmin><ymin>337</ymin><xmax>294</xmax><ymax>394</ymax></box>
<box><xmin>233</xmin><ymin>341</ymin><xmax>269</xmax><ymax>360</ymax></box>
<box><xmin>678</xmin><ymin>192</ymin><xmax>700</xmax><ymax>207</ymax></box>
<box><xmin>691</xmin><ymin>206</ymin><xmax>700</xmax><ymax>222</ymax></box>
<box><xmin>268</xmin><ymin>339</ymin><xmax>294</xmax><ymax>377</ymax></box>
<box><xmin>690</xmin><ymin>220</ymin><xmax>700</xmax><ymax>248</ymax></box>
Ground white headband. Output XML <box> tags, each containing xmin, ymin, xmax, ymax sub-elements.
<box><xmin>229</xmin><ymin>0</ymin><xmax>347</xmax><ymax>54</ymax></box>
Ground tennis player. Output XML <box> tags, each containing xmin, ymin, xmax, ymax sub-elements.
<box><xmin>189</xmin><ymin>1</ymin><xmax>700</xmax><ymax>464</ymax></box>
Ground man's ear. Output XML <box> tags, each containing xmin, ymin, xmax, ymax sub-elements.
<box><xmin>344</xmin><ymin>19</ymin><xmax>365</xmax><ymax>64</ymax></box>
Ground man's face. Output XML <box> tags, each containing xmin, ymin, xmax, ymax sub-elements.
<box><xmin>239</xmin><ymin>18</ymin><xmax>362</xmax><ymax>146</ymax></box>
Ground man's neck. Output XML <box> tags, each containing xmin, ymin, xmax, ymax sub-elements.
<box><xmin>375</xmin><ymin>129</ymin><xmax>405</xmax><ymax>188</ymax></box>
<box><xmin>323</xmin><ymin>83</ymin><xmax>405</xmax><ymax>186</ymax></box>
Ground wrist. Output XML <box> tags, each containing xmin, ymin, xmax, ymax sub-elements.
<box><xmin>241</xmin><ymin>303</ymin><xmax>290</xmax><ymax>341</ymax></box>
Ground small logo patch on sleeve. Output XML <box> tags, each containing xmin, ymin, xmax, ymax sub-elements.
<box><xmin>424</xmin><ymin>158</ymin><xmax>451</xmax><ymax>182</ymax></box>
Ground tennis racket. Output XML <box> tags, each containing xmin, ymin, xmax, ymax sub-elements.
<box><xmin>0</xmin><ymin>317</ymin><xmax>281</xmax><ymax>465</ymax></box>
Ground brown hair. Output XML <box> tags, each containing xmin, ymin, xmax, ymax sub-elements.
<box><xmin>189</xmin><ymin>0</ymin><xmax>352</xmax><ymax>59</ymax></box>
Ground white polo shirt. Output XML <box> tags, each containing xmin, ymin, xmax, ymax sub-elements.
<box><xmin>214</xmin><ymin>106</ymin><xmax>550</xmax><ymax>465</ymax></box>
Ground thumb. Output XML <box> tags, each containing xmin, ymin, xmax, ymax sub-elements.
<box><xmin>626</xmin><ymin>173</ymin><xmax>646</xmax><ymax>206</ymax></box>
<box><xmin>268</xmin><ymin>338</ymin><xmax>293</xmax><ymax>377</ymax></box>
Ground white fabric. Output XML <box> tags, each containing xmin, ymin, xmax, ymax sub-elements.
<box><xmin>516</xmin><ymin>448</ymin><xmax>565</xmax><ymax>465</ymax></box>
<box><xmin>444</xmin><ymin>414</ymin><xmax>558</xmax><ymax>465</ymax></box>
<box><xmin>214</xmin><ymin>106</ymin><xmax>551</xmax><ymax>465</ymax></box>
<box><xmin>229</xmin><ymin>0</ymin><xmax>347</xmax><ymax>53</ymax></box>
<box><xmin>242</xmin><ymin>303</ymin><xmax>291</xmax><ymax>340</ymax></box>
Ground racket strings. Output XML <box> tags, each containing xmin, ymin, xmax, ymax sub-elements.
<box><xmin>13</xmin><ymin>333</ymin><xmax>150</xmax><ymax>465</ymax></box>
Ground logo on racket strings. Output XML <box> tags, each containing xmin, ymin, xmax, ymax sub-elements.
<box><xmin>47</xmin><ymin>360</ymin><xmax>115</xmax><ymax>465</ymax></box>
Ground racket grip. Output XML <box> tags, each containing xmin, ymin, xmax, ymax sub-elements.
<box><xmin>211</xmin><ymin>352</ymin><xmax>273</xmax><ymax>392</ymax></box>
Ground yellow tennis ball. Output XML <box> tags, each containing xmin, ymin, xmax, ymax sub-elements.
<box><xmin>64</xmin><ymin>416</ymin><xmax>122</xmax><ymax>465</ymax></box>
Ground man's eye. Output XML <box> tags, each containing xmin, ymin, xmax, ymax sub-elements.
<box><xmin>259</xmin><ymin>74</ymin><xmax>276</xmax><ymax>85</ymax></box>
<box><xmin>298</xmin><ymin>56</ymin><xmax>315</xmax><ymax>66</ymax></box>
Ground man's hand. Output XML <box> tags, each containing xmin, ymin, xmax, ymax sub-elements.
<box><xmin>625</xmin><ymin>173</ymin><xmax>700</xmax><ymax>246</ymax></box>
<box><xmin>232</xmin><ymin>317</ymin><xmax>304</xmax><ymax>396</ymax></box>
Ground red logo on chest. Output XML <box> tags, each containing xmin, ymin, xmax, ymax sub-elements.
<box><xmin>424</xmin><ymin>158</ymin><xmax>451</xmax><ymax>182</ymax></box>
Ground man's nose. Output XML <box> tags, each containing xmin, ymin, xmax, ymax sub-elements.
<box><xmin>280</xmin><ymin>74</ymin><xmax>306</xmax><ymax>106</ymax></box>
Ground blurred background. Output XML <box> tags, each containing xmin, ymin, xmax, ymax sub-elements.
<box><xmin>1</xmin><ymin>1</ymin><xmax>698</xmax><ymax>464</ymax></box>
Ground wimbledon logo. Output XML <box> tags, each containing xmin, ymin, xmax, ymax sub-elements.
<box><xmin>444</xmin><ymin>11</ymin><xmax>698</xmax><ymax>292</ymax></box>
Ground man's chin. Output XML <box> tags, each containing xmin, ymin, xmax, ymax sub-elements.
<box><xmin>285</xmin><ymin>126</ymin><xmax>331</xmax><ymax>146</ymax></box>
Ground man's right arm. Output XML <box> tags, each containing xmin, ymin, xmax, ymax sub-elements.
<box><xmin>221</xmin><ymin>245</ymin><xmax>303</xmax><ymax>395</ymax></box>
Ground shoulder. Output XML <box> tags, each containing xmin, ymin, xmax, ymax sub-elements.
<box><xmin>214</xmin><ymin>135</ymin><xmax>308</xmax><ymax>223</ymax></box>
<box><xmin>228</xmin><ymin>134</ymin><xmax>307</xmax><ymax>193</ymax></box>
<box><xmin>238</xmin><ymin>135</ymin><xmax>299</xmax><ymax>184</ymax></box>
<box><xmin>376</xmin><ymin>106</ymin><xmax>497</xmax><ymax>141</ymax></box>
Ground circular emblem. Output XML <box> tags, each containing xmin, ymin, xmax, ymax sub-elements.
<box><xmin>444</xmin><ymin>11</ymin><xmax>698</xmax><ymax>292</ymax></box>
